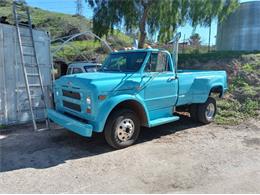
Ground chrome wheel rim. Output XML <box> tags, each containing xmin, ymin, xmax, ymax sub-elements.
<box><xmin>116</xmin><ymin>118</ymin><xmax>135</xmax><ymax>142</ymax></box>
<box><xmin>205</xmin><ymin>103</ymin><xmax>215</xmax><ymax>120</ymax></box>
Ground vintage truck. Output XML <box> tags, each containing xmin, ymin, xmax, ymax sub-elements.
<box><xmin>47</xmin><ymin>48</ymin><xmax>227</xmax><ymax>149</ymax></box>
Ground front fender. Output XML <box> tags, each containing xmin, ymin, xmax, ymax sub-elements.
<box><xmin>94</xmin><ymin>94</ymin><xmax>150</xmax><ymax>132</ymax></box>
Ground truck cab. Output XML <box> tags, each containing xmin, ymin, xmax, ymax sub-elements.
<box><xmin>48</xmin><ymin>48</ymin><xmax>227</xmax><ymax>149</ymax></box>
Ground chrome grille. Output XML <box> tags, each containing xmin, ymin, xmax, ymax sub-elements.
<box><xmin>63</xmin><ymin>100</ymin><xmax>81</xmax><ymax>112</ymax></box>
<box><xmin>62</xmin><ymin>90</ymin><xmax>81</xmax><ymax>100</ymax></box>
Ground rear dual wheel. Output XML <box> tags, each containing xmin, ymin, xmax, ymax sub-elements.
<box><xmin>190</xmin><ymin>97</ymin><xmax>217</xmax><ymax>124</ymax></box>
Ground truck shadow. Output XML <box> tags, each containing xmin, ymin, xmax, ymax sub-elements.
<box><xmin>0</xmin><ymin>115</ymin><xmax>203</xmax><ymax>172</ymax></box>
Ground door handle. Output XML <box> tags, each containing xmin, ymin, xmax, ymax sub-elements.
<box><xmin>168</xmin><ymin>77</ymin><xmax>176</xmax><ymax>81</ymax></box>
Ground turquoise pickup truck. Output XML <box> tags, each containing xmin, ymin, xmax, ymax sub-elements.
<box><xmin>48</xmin><ymin>48</ymin><xmax>227</xmax><ymax>149</ymax></box>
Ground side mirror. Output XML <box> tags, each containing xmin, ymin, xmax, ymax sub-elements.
<box><xmin>168</xmin><ymin>32</ymin><xmax>181</xmax><ymax>75</ymax></box>
<box><xmin>175</xmin><ymin>32</ymin><xmax>181</xmax><ymax>41</ymax></box>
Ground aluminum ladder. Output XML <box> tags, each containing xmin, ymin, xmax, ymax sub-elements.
<box><xmin>13</xmin><ymin>1</ymin><xmax>50</xmax><ymax>131</ymax></box>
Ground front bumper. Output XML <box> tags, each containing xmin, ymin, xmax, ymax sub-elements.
<box><xmin>47</xmin><ymin>109</ymin><xmax>93</xmax><ymax>137</ymax></box>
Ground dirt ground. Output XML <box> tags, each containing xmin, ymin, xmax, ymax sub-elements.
<box><xmin>0</xmin><ymin>116</ymin><xmax>260</xmax><ymax>193</ymax></box>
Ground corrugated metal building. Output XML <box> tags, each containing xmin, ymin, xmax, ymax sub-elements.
<box><xmin>0</xmin><ymin>23</ymin><xmax>52</xmax><ymax>125</ymax></box>
<box><xmin>216</xmin><ymin>1</ymin><xmax>260</xmax><ymax>51</ymax></box>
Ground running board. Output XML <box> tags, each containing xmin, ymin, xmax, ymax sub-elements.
<box><xmin>148</xmin><ymin>116</ymin><xmax>180</xmax><ymax>127</ymax></box>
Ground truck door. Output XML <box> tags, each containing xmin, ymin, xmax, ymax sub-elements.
<box><xmin>143</xmin><ymin>51</ymin><xmax>178</xmax><ymax>111</ymax></box>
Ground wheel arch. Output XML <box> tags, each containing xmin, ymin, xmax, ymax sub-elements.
<box><xmin>210</xmin><ymin>85</ymin><xmax>224</xmax><ymax>97</ymax></box>
<box><xmin>105</xmin><ymin>99</ymin><xmax>149</xmax><ymax>127</ymax></box>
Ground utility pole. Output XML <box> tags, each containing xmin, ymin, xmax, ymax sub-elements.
<box><xmin>182</xmin><ymin>34</ymin><xmax>185</xmax><ymax>54</ymax></box>
<box><xmin>208</xmin><ymin>18</ymin><xmax>212</xmax><ymax>53</ymax></box>
<box><xmin>75</xmin><ymin>0</ymin><xmax>83</xmax><ymax>16</ymax></box>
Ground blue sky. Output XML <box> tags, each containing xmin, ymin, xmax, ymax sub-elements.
<box><xmin>26</xmin><ymin>0</ymin><xmax>258</xmax><ymax>45</ymax></box>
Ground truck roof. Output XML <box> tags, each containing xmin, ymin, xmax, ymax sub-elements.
<box><xmin>68</xmin><ymin>61</ymin><xmax>102</xmax><ymax>68</ymax></box>
<box><xmin>111</xmin><ymin>48</ymin><xmax>162</xmax><ymax>54</ymax></box>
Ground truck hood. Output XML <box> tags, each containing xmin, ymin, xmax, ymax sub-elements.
<box><xmin>55</xmin><ymin>72</ymin><xmax>141</xmax><ymax>92</ymax></box>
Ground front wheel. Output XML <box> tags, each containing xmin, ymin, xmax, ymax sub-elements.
<box><xmin>197</xmin><ymin>97</ymin><xmax>217</xmax><ymax>124</ymax></box>
<box><xmin>104</xmin><ymin>109</ymin><xmax>140</xmax><ymax>149</ymax></box>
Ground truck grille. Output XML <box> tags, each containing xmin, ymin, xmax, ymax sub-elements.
<box><xmin>63</xmin><ymin>100</ymin><xmax>81</xmax><ymax>112</ymax></box>
<box><xmin>62</xmin><ymin>90</ymin><xmax>81</xmax><ymax>100</ymax></box>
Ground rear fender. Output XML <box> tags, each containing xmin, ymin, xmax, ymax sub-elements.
<box><xmin>191</xmin><ymin>78</ymin><xmax>224</xmax><ymax>103</ymax></box>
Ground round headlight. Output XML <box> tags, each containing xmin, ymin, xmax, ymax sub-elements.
<box><xmin>56</xmin><ymin>90</ymin><xmax>59</xmax><ymax>96</ymax></box>
<box><xmin>86</xmin><ymin>96</ymin><xmax>91</xmax><ymax>104</ymax></box>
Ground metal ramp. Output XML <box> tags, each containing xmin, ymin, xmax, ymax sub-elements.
<box><xmin>13</xmin><ymin>1</ymin><xmax>49</xmax><ymax>131</ymax></box>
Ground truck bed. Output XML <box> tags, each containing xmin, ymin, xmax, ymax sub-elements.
<box><xmin>176</xmin><ymin>69</ymin><xmax>228</xmax><ymax>106</ymax></box>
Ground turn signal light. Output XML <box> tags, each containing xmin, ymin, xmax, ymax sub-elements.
<box><xmin>98</xmin><ymin>95</ymin><xmax>107</xmax><ymax>100</ymax></box>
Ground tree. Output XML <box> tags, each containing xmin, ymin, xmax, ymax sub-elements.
<box><xmin>87</xmin><ymin>0</ymin><xmax>239</xmax><ymax>48</ymax></box>
<box><xmin>188</xmin><ymin>0</ymin><xmax>239</xmax><ymax>52</ymax></box>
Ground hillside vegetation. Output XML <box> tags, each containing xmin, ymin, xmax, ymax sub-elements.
<box><xmin>0</xmin><ymin>0</ymin><xmax>90</xmax><ymax>38</ymax></box>
<box><xmin>0</xmin><ymin>0</ymin><xmax>132</xmax><ymax>62</ymax></box>
<box><xmin>179</xmin><ymin>51</ymin><xmax>260</xmax><ymax>125</ymax></box>
<box><xmin>52</xmin><ymin>31</ymin><xmax>133</xmax><ymax>62</ymax></box>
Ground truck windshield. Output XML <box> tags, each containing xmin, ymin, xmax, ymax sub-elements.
<box><xmin>100</xmin><ymin>52</ymin><xmax>147</xmax><ymax>72</ymax></box>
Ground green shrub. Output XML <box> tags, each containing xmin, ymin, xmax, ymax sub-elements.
<box><xmin>0</xmin><ymin>125</ymin><xmax>7</xmax><ymax>129</ymax></box>
<box><xmin>240</xmin><ymin>99</ymin><xmax>259</xmax><ymax>116</ymax></box>
<box><xmin>242</xmin><ymin>63</ymin><xmax>254</xmax><ymax>73</ymax></box>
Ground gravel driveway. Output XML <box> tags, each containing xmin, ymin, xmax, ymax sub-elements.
<box><xmin>1</xmin><ymin>116</ymin><xmax>260</xmax><ymax>193</ymax></box>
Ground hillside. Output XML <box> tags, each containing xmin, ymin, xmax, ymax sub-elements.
<box><xmin>0</xmin><ymin>0</ymin><xmax>91</xmax><ymax>38</ymax></box>
<box><xmin>0</xmin><ymin>0</ymin><xmax>132</xmax><ymax>61</ymax></box>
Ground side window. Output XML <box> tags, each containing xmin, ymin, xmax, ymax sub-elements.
<box><xmin>73</xmin><ymin>68</ymin><xmax>83</xmax><ymax>74</ymax></box>
<box><xmin>84</xmin><ymin>66</ymin><xmax>97</xmax><ymax>72</ymax></box>
<box><xmin>145</xmin><ymin>53</ymin><xmax>157</xmax><ymax>72</ymax></box>
<box><xmin>67</xmin><ymin>68</ymin><xmax>73</xmax><ymax>74</ymax></box>
<box><xmin>66</xmin><ymin>68</ymin><xmax>71</xmax><ymax>75</ymax></box>
<box><xmin>145</xmin><ymin>52</ymin><xmax>170</xmax><ymax>72</ymax></box>
<box><xmin>157</xmin><ymin>52</ymin><xmax>168</xmax><ymax>72</ymax></box>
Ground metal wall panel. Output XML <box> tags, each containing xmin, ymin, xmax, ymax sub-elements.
<box><xmin>0</xmin><ymin>23</ymin><xmax>52</xmax><ymax>125</ymax></box>
<box><xmin>216</xmin><ymin>1</ymin><xmax>260</xmax><ymax>51</ymax></box>
<box><xmin>0</xmin><ymin>24</ymin><xmax>6</xmax><ymax>124</ymax></box>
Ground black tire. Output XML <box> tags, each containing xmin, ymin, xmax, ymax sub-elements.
<box><xmin>190</xmin><ymin>104</ymin><xmax>198</xmax><ymax>121</ymax></box>
<box><xmin>104</xmin><ymin>109</ymin><xmax>140</xmax><ymax>149</ymax></box>
<box><xmin>197</xmin><ymin>97</ymin><xmax>217</xmax><ymax>124</ymax></box>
